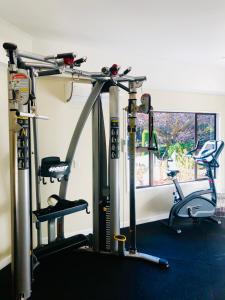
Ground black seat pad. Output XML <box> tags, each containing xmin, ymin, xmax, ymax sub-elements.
<box><xmin>167</xmin><ymin>170</ymin><xmax>179</xmax><ymax>177</ymax></box>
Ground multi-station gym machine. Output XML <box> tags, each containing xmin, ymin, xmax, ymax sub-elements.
<box><xmin>3</xmin><ymin>42</ymin><xmax>169</xmax><ymax>300</ymax></box>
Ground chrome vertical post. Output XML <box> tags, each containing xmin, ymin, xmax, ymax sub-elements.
<box><xmin>4</xmin><ymin>43</ymin><xmax>32</xmax><ymax>300</ymax></box>
<box><xmin>30</xmin><ymin>69</ymin><xmax>43</xmax><ymax>247</ymax></box>
<box><xmin>109</xmin><ymin>85</ymin><xmax>120</xmax><ymax>252</ymax></box>
<box><xmin>127</xmin><ymin>82</ymin><xmax>138</xmax><ymax>253</ymax></box>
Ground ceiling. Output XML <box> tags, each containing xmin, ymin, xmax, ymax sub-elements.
<box><xmin>1</xmin><ymin>0</ymin><xmax>225</xmax><ymax>63</ymax></box>
<box><xmin>0</xmin><ymin>0</ymin><xmax>225</xmax><ymax>93</ymax></box>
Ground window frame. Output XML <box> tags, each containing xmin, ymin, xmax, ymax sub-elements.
<box><xmin>136</xmin><ymin>111</ymin><xmax>217</xmax><ymax>189</ymax></box>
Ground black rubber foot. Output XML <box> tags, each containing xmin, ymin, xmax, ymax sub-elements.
<box><xmin>159</xmin><ymin>258</ymin><xmax>169</xmax><ymax>268</ymax></box>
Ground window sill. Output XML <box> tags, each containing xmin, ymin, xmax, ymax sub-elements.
<box><xmin>136</xmin><ymin>178</ymin><xmax>209</xmax><ymax>190</ymax></box>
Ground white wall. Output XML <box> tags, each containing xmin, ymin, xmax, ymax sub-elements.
<box><xmin>0</xmin><ymin>17</ymin><xmax>32</xmax><ymax>267</ymax></box>
<box><xmin>0</xmin><ymin>17</ymin><xmax>32</xmax><ymax>63</ymax></box>
<box><xmin>32</xmin><ymin>37</ymin><xmax>225</xmax><ymax>95</ymax></box>
<box><xmin>0</xmin><ymin>63</ymin><xmax>11</xmax><ymax>267</ymax></box>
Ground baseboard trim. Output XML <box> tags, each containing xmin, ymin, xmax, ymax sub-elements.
<box><xmin>64</xmin><ymin>213</ymin><xmax>169</xmax><ymax>238</ymax></box>
<box><xmin>0</xmin><ymin>255</ymin><xmax>11</xmax><ymax>270</ymax></box>
<box><xmin>137</xmin><ymin>213</ymin><xmax>169</xmax><ymax>225</ymax></box>
<box><xmin>121</xmin><ymin>213</ymin><xmax>169</xmax><ymax>228</ymax></box>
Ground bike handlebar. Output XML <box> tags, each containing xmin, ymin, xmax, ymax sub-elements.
<box><xmin>193</xmin><ymin>150</ymin><xmax>216</xmax><ymax>160</ymax></box>
<box><xmin>186</xmin><ymin>140</ymin><xmax>200</xmax><ymax>157</ymax></box>
<box><xmin>186</xmin><ymin>140</ymin><xmax>222</xmax><ymax>165</ymax></box>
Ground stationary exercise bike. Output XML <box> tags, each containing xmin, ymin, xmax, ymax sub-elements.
<box><xmin>167</xmin><ymin>140</ymin><xmax>224</xmax><ymax>233</ymax></box>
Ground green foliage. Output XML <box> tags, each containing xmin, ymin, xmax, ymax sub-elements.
<box><xmin>141</xmin><ymin>129</ymin><xmax>149</xmax><ymax>147</ymax></box>
<box><xmin>167</xmin><ymin>141</ymin><xmax>194</xmax><ymax>158</ymax></box>
<box><xmin>166</xmin><ymin>142</ymin><xmax>195</xmax><ymax>169</ymax></box>
<box><xmin>156</xmin><ymin>141</ymin><xmax>195</xmax><ymax>159</ymax></box>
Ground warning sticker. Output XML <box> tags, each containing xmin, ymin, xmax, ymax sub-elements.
<box><xmin>110</xmin><ymin>117</ymin><xmax>120</xmax><ymax>159</ymax></box>
<box><xmin>12</xmin><ymin>74</ymin><xmax>28</xmax><ymax>80</ymax></box>
<box><xmin>11</xmin><ymin>73</ymin><xmax>29</xmax><ymax>105</ymax></box>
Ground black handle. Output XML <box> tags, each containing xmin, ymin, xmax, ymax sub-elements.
<box><xmin>38</xmin><ymin>69</ymin><xmax>61</xmax><ymax>77</ymax></box>
<box><xmin>193</xmin><ymin>150</ymin><xmax>216</xmax><ymax>160</ymax></box>
<box><xmin>148</xmin><ymin>134</ymin><xmax>158</xmax><ymax>151</ymax></box>
<box><xmin>56</xmin><ymin>52</ymin><xmax>75</xmax><ymax>59</ymax></box>
<box><xmin>3</xmin><ymin>42</ymin><xmax>17</xmax><ymax>65</ymax></box>
<box><xmin>74</xmin><ymin>56</ymin><xmax>87</xmax><ymax>66</ymax></box>
<box><xmin>121</xmin><ymin>67</ymin><xmax>132</xmax><ymax>76</ymax></box>
<box><xmin>3</xmin><ymin>42</ymin><xmax>17</xmax><ymax>51</ymax></box>
<box><xmin>186</xmin><ymin>140</ymin><xmax>200</xmax><ymax>157</ymax></box>
<box><xmin>148</xmin><ymin>99</ymin><xmax>158</xmax><ymax>151</ymax></box>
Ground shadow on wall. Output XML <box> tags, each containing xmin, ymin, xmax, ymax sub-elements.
<box><xmin>0</xmin><ymin>201</ymin><xmax>10</xmax><ymax>215</ymax></box>
<box><xmin>136</xmin><ymin>186</ymin><xmax>174</xmax><ymax>221</ymax></box>
<box><xmin>0</xmin><ymin>154</ymin><xmax>11</xmax><ymax>267</ymax></box>
<box><xmin>145</xmin><ymin>194</ymin><xmax>173</xmax><ymax>214</ymax></box>
<box><xmin>0</xmin><ymin>249</ymin><xmax>11</xmax><ymax>264</ymax></box>
<box><xmin>37</xmin><ymin>78</ymin><xmax>70</xmax><ymax>104</ymax></box>
<box><xmin>0</xmin><ymin>153</ymin><xmax>10</xmax><ymax>209</ymax></box>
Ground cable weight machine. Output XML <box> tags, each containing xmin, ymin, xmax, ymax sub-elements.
<box><xmin>3</xmin><ymin>42</ymin><xmax>168</xmax><ymax>300</ymax></box>
<box><xmin>4</xmin><ymin>42</ymin><xmax>89</xmax><ymax>300</ymax></box>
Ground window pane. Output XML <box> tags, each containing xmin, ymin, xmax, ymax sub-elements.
<box><xmin>135</xmin><ymin>112</ymin><xmax>150</xmax><ymax>187</ymax></box>
<box><xmin>135</xmin><ymin>111</ymin><xmax>216</xmax><ymax>188</ymax></box>
<box><xmin>153</xmin><ymin>112</ymin><xmax>195</xmax><ymax>185</ymax></box>
<box><xmin>152</xmin><ymin>154</ymin><xmax>171</xmax><ymax>185</ymax></box>
<box><xmin>196</xmin><ymin>114</ymin><xmax>216</xmax><ymax>179</ymax></box>
<box><xmin>197</xmin><ymin>114</ymin><xmax>216</xmax><ymax>142</ymax></box>
<box><xmin>136</xmin><ymin>149</ymin><xmax>149</xmax><ymax>187</ymax></box>
<box><xmin>136</xmin><ymin>113</ymin><xmax>149</xmax><ymax>147</ymax></box>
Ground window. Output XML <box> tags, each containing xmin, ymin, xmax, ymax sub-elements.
<box><xmin>136</xmin><ymin>112</ymin><xmax>216</xmax><ymax>188</ymax></box>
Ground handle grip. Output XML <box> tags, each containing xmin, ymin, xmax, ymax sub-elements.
<box><xmin>15</xmin><ymin>111</ymin><xmax>49</xmax><ymax>120</ymax></box>
<box><xmin>3</xmin><ymin>42</ymin><xmax>17</xmax><ymax>51</ymax></box>
<box><xmin>3</xmin><ymin>42</ymin><xmax>18</xmax><ymax>65</ymax></box>
<box><xmin>186</xmin><ymin>140</ymin><xmax>200</xmax><ymax>157</ymax></box>
<box><xmin>38</xmin><ymin>69</ymin><xmax>61</xmax><ymax>77</ymax></box>
<box><xmin>56</xmin><ymin>52</ymin><xmax>76</xmax><ymax>59</ymax></box>
<box><xmin>74</xmin><ymin>56</ymin><xmax>87</xmax><ymax>66</ymax></box>
<box><xmin>121</xmin><ymin>67</ymin><xmax>132</xmax><ymax>76</ymax></box>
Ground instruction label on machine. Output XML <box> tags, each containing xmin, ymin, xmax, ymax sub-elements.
<box><xmin>110</xmin><ymin>117</ymin><xmax>120</xmax><ymax>159</ymax></box>
<box><xmin>17</xmin><ymin>117</ymin><xmax>29</xmax><ymax>170</ymax></box>
<box><xmin>11</xmin><ymin>73</ymin><xmax>29</xmax><ymax>105</ymax></box>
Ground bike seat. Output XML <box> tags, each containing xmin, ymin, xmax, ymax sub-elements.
<box><xmin>167</xmin><ymin>170</ymin><xmax>179</xmax><ymax>177</ymax></box>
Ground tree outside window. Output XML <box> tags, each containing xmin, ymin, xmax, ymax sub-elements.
<box><xmin>135</xmin><ymin>112</ymin><xmax>216</xmax><ymax>188</ymax></box>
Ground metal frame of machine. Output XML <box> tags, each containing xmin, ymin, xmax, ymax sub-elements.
<box><xmin>3</xmin><ymin>42</ymin><xmax>168</xmax><ymax>300</ymax></box>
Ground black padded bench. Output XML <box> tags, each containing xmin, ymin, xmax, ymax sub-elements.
<box><xmin>33</xmin><ymin>194</ymin><xmax>89</xmax><ymax>222</ymax></box>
